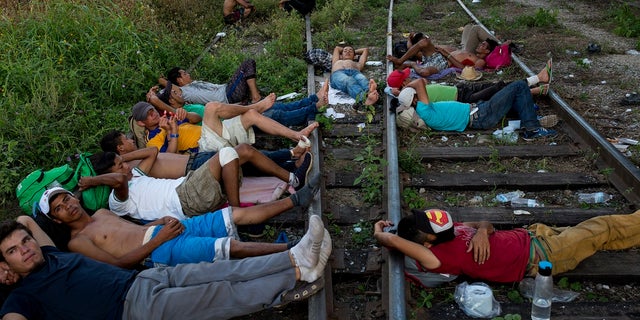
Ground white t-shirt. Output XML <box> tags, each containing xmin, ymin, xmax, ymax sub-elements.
<box><xmin>181</xmin><ymin>80</ymin><xmax>229</xmax><ymax>105</ymax></box>
<box><xmin>109</xmin><ymin>167</ymin><xmax>186</xmax><ymax>221</ymax></box>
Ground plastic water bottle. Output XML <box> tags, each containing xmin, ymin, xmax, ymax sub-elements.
<box><xmin>495</xmin><ymin>190</ymin><xmax>525</xmax><ymax>203</ymax></box>
<box><xmin>577</xmin><ymin>192</ymin><xmax>612</xmax><ymax>204</ymax></box>
<box><xmin>531</xmin><ymin>261</ymin><xmax>553</xmax><ymax>320</ymax></box>
<box><xmin>511</xmin><ymin>198</ymin><xmax>543</xmax><ymax>208</ymax></box>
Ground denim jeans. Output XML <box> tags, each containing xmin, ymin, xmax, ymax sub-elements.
<box><xmin>330</xmin><ymin>69</ymin><xmax>369</xmax><ymax>101</ymax></box>
<box><xmin>470</xmin><ymin>80</ymin><xmax>540</xmax><ymax>130</ymax></box>
<box><xmin>188</xmin><ymin>149</ymin><xmax>295</xmax><ymax>175</ymax></box>
<box><xmin>528</xmin><ymin>210</ymin><xmax>640</xmax><ymax>275</ymax></box>
<box><xmin>262</xmin><ymin>95</ymin><xmax>319</xmax><ymax>127</ymax></box>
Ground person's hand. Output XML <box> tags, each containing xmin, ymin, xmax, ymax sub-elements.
<box><xmin>77</xmin><ymin>176</ymin><xmax>92</xmax><ymax>191</ymax></box>
<box><xmin>467</xmin><ymin>230</ymin><xmax>491</xmax><ymax>264</ymax></box>
<box><xmin>374</xmin><ymin>220</ymin><xmax>394</xmax><ymax>233</ymax></box>
<box><xmin>173</xmin><ymin>107</ymin><xmax>187</xmax><ymax>121</ymax></box>
<box><xmin>158</xmin><ymin>115</ymin><xmax>170</xmax><ymax>132</ymax></box>
<box><xmin>0</xmin><ymin>264</ymin><xmax>19</xmax><ymax>286</ymax></box>
<box><xmin>155</xmin><ymin>217</ymin><xmax>184</xmax><ymax>242</ymax></box>
<box><xmin>391</xmin><ymin>87</ymin><xmax>401</xmax><ymax>96</ymax></box>
<box><xmin>146</xmin><ymin>86</ymin><xmax>159</xmax><ymax>102</ymax></box>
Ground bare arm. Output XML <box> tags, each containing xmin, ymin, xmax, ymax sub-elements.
<box><xmin>407</xmin><ymin>78</ymin><xmax>430</xmax><ymax>105</ymax></box>
<box><xmin>3</xmin><ymin>313</ymin><xmax>27</xmax><ymax>320</ymax></box>
<box><xmin>121</xmin><ymin>147</ymin><xmax>158</xmax><ymax>174</ymax></box>
<box><xmin>462</xmin><ymin>221</ymin><xmax>494</xmax><ymax>264</ymax></box>
<box><xmin>331</xmin><ymin>46</ymin><xmax>343</xmax><ymax>65</ymax></box>
<box><xmin>147</xmin><ymin>86</ymin><xmax>176</xmax><ymax>114</ymax></box>
<box><xmin>356</xmin><ymin>48</ymin><xmax>369</xmax><ymax>70</ymax></box>
<box><xmin>373</xmin><ymin>220</ymin><xmax>441</xmax><ymax>269</ymax></box>
<box><xmin>16</xmin><ymin>215</ymin><xmax>55</xmax><ymax>247</ymax></box>
<box><xmin>78</xmin><ymin>173</ymin><xmax>128</xmax><ymax>201</ymax></box>
<box><xmin>67</xmin><ymin>218</ymin><xmax>184</xmax><ymax>269</ymax></box>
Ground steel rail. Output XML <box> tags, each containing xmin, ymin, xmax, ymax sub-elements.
<box><xmin>456</xmin><ymin>0</ymin><xmax>640</xmax><ymax>208</ymax></box>
<box><xmin>384</xmin><ymin>0</ymin><xmax>407</xmax><ymax>318</ymax></box>
<box><xmin>304</xmin><ymin>12</ymin><xmax>329</xmax><ymax>320</ymax></box>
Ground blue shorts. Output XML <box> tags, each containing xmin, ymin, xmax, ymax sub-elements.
<box><xmin>148</xmin><ymin>207</ymin><xmax>238</xmax><ymax>267</ymax></box>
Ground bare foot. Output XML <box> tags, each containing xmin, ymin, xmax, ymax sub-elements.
<box><xmin>537</xmin><ymin>59</ymin><xmax>552</xmax><ymax>83</ymax></box>
<box><xmin>251</xmin><ymin>93</ymin><xmax>276</xmax><ymax>113</ymax></box>
<box><xmin>294</xmin><ymin>149</ymin><xmax>310</xmax><ymax>167</ymax></box>
<box><xmin>365</xmin><ymin>90</ymin><xmax>379</xmax><ymax>106</ymax></box>
<box><xmin>299</xmin><ymin>122</ymin><xmax>320</xmax><ymax>138</ymax></box>
<box><xmin>291</xmin><ymin>145</ymin><xmax>308</xmax><ymax>160</ymax></box>
<box><xmin>316</xmin><ymin>80</ymin><xmax>329</xmax><ymax>108</ymax></box>
<box><xmin>368</xmin><ymin>79</ymin><xmax>377</xmax><ymax>93</ymax></box>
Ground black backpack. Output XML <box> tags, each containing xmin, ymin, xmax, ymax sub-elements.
<box><xmin>283</xmin><ymin>0</ymin><xmax>315</xmax><ymax>16</ymax></box>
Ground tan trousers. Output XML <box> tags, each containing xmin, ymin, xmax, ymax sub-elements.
<box><xmin>528</xmin><ymin>210</ymin><xmax>640</xmax><ymax>275</ymax></box>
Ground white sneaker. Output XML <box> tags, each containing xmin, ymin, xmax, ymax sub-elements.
<box><xmin>290</xmin><ymin>215</ymin><xmax>323</xmax><ymax>269</ymax></box>
<box><xmin>300</xmin><ymin>229</ymin><xmax>332</xmax><ymax>282</ymax></box>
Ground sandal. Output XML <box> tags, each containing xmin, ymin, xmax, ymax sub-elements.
<box><xmin>279</xmin><ymin>277</ymin><xmax>325</xmax><ymax>305</ymax></box>
<box><xmin>544</xmin><ymin>54</ymin><xmax>553</xmax><ymax>84</ymax></box>
<box><xmin>538</xmin><ymin>84</ymin><xmax>549</xmax><ymax>96</ymax></box>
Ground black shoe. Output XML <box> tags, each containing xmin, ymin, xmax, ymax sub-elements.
<box><xmin>293</xmin><ymin>153</ymin><xmax>313</xmax><ymax>191</ymax></box>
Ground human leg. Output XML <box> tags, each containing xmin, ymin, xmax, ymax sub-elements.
<box><xmin>461</xmin><ymin>24</ymin><xmax>494</xmax><ymax>52</ymax></box>
<box><xmin>234</xmin><ymin>144</ymin><xmax>311</xmax><ymax>189</ymax></box>
<box><xmin>530</xmin><ymin>210</ymin><xmax>640</xmax><ymax>275</ymax></box>
<box><xmin>472</xmin><ymin>80</ymin><xmax>538</xmax><ymax>129</ymax></box>
<box><xmin>261</xmin><ymin>97</ymin><xmax>319</xmax><ymax>126</ymax></box>
<box><xmin>457</xmin><ymin>81</ymin><xmax>508</xmax><ymax>103</ymax></box>
<box><xmin>226</xmin><ymin>59</ymin><xmax>260</xmax><ymax>104</ymax></box>
<box><xmin>239</xmin><ymin>108</ymin><xmax>319</xmax><ymax>144</ymax></box>
<box><xmin>176</xmin><ymin>148</ymin><xmax>239</xmax><ymax>215</ymax></box>
<box><xmin>123</xmin><ymin>251</ymin><xmax>297</xmax><ymax>319</ymax></box>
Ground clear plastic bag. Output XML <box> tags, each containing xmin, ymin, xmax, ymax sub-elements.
<box><xmin>518</xmin><ymin>277</ymin><xmax>580</xmax><ymax>302</ymax></box>
<box><xmin>454</xmin><ymin>282</ymin><xmax>501</xmax><ymax>318</ymax></box>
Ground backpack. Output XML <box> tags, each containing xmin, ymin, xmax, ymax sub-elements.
<box><xmin>16</xmin><ymin>164</ymin><xmax>77</xmax><ymax>214</ymax></box>
<box><xmin>485</xmin><ymin>43</ymin><xmax>512</xmax><ymax>69</ymax></box>
<box><xmin>393</xmin><ymin>40</ymin><xmax>408</xmax><ymax>59</ymax></box>
<box><xmin>75</xmin><ymin>152</ymin><xmax>110</xmax><ymax>212</ymax></box>
<box><xmin>282</xmin><ymin>0</ymin><xmax>316</xmax><ymax>16</ymax></box>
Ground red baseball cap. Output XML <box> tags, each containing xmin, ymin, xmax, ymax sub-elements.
<box><xmin>387</xmin><ymin>68</ymin><xmax>411</xmax><ymax>88</ymax></box>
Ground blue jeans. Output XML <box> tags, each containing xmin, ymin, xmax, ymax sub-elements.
<box><xmin>188</xmin><ymin>149</ymin><xmax>295</xmax><ymax>175</ymax></box>
<box><xmin>330</xmin><ymin>69</ymin><xmax>369</xmax><ymax>101</ymax></box>
<box><xmin>262</xmin><ymin>95</ymin><xmax>319</xmax><ymax>126</ymax></box>
<box><xmin>470</xmin><ymin>80</ymin><xmax>540</xmax><ymax>130</ymax></box>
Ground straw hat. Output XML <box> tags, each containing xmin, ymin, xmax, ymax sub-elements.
<box><xmin>456</xmin><ymin>66</ymin><xmax>482</xmax><ymax>81</ymax></box>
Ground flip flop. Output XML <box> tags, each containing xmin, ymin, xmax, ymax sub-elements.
<box><xmin>545</xmin><ymin>54</ymin><xmax>553</xmax><ymax>84</ymax></box>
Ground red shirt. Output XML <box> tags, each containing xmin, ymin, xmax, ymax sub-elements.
<box><xmin>428</xmin><ymin>223</ymin><xmax>531</xmax><ymax>282</ymax></box>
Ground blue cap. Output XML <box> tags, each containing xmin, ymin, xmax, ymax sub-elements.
<box><xmin>538</xmin><ymin>261</ymin><xmax>553</xmax><ymax>276</ymax></box>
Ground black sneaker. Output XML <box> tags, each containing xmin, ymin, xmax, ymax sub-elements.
<box><xmin>523</xmin><ymin>128</ymin><xmax>557</xmax><ymax>141</ymax></box>
<box><xmin>278</xmin><ymin>277</ymin><xmax>324</xmax><ymax>306</ymax></box>
<box><xmin>293</xmin><ymin>153</ymin><xmax>313</xmax><ymax>191</ymax></box>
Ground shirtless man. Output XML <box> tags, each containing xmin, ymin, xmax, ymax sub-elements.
<box><xmin>386</xmin><ymin>34</ymin><xmax>497</xmax><ymax>77</ymax></box>
<box><xmin>223</xmin><ymin>0</ymin><xmax>255</xmax><ymax>24</ymax></box>
<box><xmin>36</xmin><ymin>184</ymin><xmax>323</xmax><ymax>269</ymax></box>
<box><xmin>330</xmin><ymin>46</ymin><xmax>379</xmax><ymax>109</ymax></box>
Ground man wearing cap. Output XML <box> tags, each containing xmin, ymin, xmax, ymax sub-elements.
<box><xmin>385</xmin><ymin>63</ymin><xmax>551</xmax><ymax>103</ymax></box>
<box><xmin>35</xmin><ymin>169</ymin><xmax>321</xmax><ymax>269</ymax></box>
<box><xmin>138</xmin><ymin>83</ymin><xmax>319</xmax><ymax>154</ymax></box>
<box><xmin>0</xmin><ymin>214</ymin><xmax>331</xmax><ymax>319</ymax></box>
<box><xmin>374</xmin><ymin>209</ymin><xmax>640</xmax><ymax>286</ymax></box>
<box><xmin>397</xmin><ymin>77</ymin><xmax>557</xmax><ymax>140</ymax></box>
<box><xmin>160</xmin><ymin>67</ymin><xmax>327</xmax><ymax>127</ymax></box>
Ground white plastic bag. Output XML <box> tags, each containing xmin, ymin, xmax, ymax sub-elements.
<box><xmin>454</xmin><ymin>282</ymin><xmax>501</xmax><ymax>318</ymax></box>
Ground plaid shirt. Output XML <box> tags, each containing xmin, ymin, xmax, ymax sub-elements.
<box><xmin>304</xmin><ymin>49</ymin><xmax>333</xmax><ymax>71</ymax></box>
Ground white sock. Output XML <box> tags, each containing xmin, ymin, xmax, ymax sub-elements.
<box><xmin>527</xmin><ymin>75</ymin><xmax>539</xmax><ymax>87</ymax></box>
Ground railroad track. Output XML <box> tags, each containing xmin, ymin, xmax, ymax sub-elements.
<box><xmin>237</xmin><ymin>1</ymin><xmax>640</xmax><ymax>319</ymax></box>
